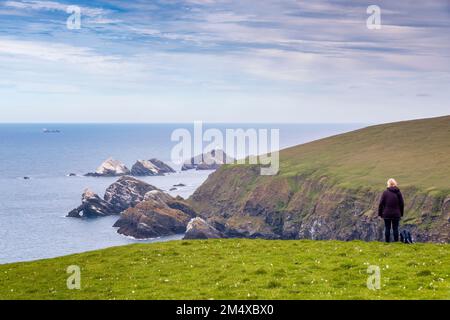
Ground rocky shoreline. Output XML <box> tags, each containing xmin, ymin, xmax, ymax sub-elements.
<box><xmin>67</xmin><ymin>163</ymin><xmax>450</xmax><ymax>243</ymax></box>
<box><xmin>68</xmin><ymin>151</ymin><xmax>235</xmax><ymax>240</ymax></box>
<box><xmin>181</xmin><ymin>149</ymin><xmax>234</xmax><ymax>171</ymax></box>
<box><xmin>67</xmin><ymin>166</ymin><xmax>450</xmax><ymax>243</ymax></box>
<box><xmin>62</xmin><ymin>116</ymin><xmax>450</xmax><ymax>244</ymax></box>
<box><xmin>68</xmin><ymin>175</ymin><xmax>208</xmax><ymax>240</ymax></box>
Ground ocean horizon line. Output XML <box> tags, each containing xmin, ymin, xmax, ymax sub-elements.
<box><xmin>0</xmin><ymin>121</ymin><xmax>371</xmax><ymax>126</ymax></box>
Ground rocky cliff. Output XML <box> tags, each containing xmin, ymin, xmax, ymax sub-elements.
<box><xmin>113</xmin><ymin>190</ymin><xmax>197</xmax><ymax>239</ymax></box>
<box><xmin>68</xmin><ymin>176</ymin><xmax>197</xmax><ymax>238</ymax></box>
<box><xmin>68</xmin><ymin>176</ymin><xmax>157</xmax><ymax>218</ymax></box>
<box><xmin>189</xmin><ymin>116</ymin><xmax>450</xmax><ymax>243</ymax></box>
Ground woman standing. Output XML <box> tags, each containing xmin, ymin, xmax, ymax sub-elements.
<box><xmin>378</xmin><ymin>178</ymin><xmax>404</xmax><ymax>242</ymax></box>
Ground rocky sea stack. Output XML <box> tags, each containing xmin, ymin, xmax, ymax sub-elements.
<box><xmin>68</xmin><ymin>175</ymin><xmax>200</xmax><ymax>239</ymax></box>
<box><xmin>85</xmin><ymin>158</ymin><xmax>175</xmax><ymax>177</ymax></box>
<box><xmin>113</xmin><ymin>190</ymin><xmax>197</xmax><ymax>239</ymax></box>
<box><xmin>68</xmin><ymin>176</ymin><xmax>157</xmax><ymax>218</ymax></box>
<box><xmin>104</xmin><ymin>176</ymin><xmax>158</xmax><ymax>212</ymax></box>
<box><xmin>182</xmin><ymin>149</ymin><xmax>235</xmax><ymax>171</ymax></box>
<box><xmin>85</xmin><ymin>158</ymin><xmax>130</xmax><ymax>177</ymax></box>
<box><xmin>67</xmin><ymin>189</ymin><xmax>119</xmax><ymax>218</ymax></box>
<box><xmin>130</xmin><ymin>159</ymin><xmax>175</xmax><ymax>176</ymax></box>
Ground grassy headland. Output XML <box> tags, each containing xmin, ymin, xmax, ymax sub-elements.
<box><xmin>189</xmin><ymin>116</ymin><xmax>450</xmax><ymax>242</ymax></box>
<box><xmin>278</xmin><ymin>115</ymin><xmax>450</xmax><ymax>193</ymax></box>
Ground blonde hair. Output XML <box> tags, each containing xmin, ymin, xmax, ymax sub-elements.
<box><xmin>387</xmin><ymin>178</ymin><xmax>398</xmax><ymax>188</ymax></box>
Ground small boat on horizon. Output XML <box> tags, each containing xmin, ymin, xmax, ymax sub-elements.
<box><xmin>42</xmin><ymin>128</ymin><xmax>61</xmax><ymax>133</ymax></box>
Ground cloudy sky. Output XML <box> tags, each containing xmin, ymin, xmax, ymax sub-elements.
<box><xmin>0</xmin><ymin>0</ymin><xmax>449</xmax><ymax>123</ymax></box>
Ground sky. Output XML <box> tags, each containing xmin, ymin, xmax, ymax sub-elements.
<box><xmin>0</xmin><ymin>0</ymin><xmax>449</xmax><ymax>123</ymax></box>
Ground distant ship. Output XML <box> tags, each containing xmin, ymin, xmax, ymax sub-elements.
<box><xmin>42</xmin><ymin>128</ymin><xmax>61</xmax><ymax>133</ymax></box>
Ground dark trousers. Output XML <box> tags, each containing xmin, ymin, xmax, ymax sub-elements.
<box><xmin>384</xmin><ymin>219</ymin><xmax>399</xmax><ymax>242</ymax></box>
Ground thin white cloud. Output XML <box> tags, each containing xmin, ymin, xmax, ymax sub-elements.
<box><xmin>4</xmin><ymin>0</ymin><xmax>110</xmax><ymax>17</ymax></box>
<box><xmin>0</xmin><ymin>38</ymin><xmax>130</xmax><ymax>74</ymax></box>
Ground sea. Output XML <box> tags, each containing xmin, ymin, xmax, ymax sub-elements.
<box><xmin>0</xmin><ymin>123</ymin><xmax>365</xmax><ymax>264</ymax></box>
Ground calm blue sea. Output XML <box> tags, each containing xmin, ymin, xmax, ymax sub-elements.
<box><xmin>0</xmin><ymin>123</ymin><xmax>364</xmax><ymax>264</ymax></box>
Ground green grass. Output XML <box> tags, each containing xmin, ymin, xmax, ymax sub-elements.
<box><xmin>278</xmin><ymin>116</ymin><xmax>450</xmax><ymax>192</ymax></box>
<box><xmin>1</xmin><ymin>239</ymin><xmax>449</xmax><ymax>300</ymax></box>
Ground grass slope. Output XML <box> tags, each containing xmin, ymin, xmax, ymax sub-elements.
<box><xmin>1</xmin><ymin>239</ymin><xmax>449</xmax><ymax>300</ymax></box>
<box><xmin>278</xmin><ymin>115</ymin><xmax>450</xmax><ymax>193</ymax></box>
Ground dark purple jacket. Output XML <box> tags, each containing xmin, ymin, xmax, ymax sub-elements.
<box><xmin>378</xmin><ymin>187</ymin><xmax>404</xmax><ymax>219</ymax></box>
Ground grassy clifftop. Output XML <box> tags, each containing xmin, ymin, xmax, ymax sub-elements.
<box><xmin>189</xmin><ymin>116</ymin><xmax>450</xmax><ymax>242</ymax></box>
<box><xmin>0</xmin><ymin>239</ymin><xmax>449</xmax><ymax>300</ymax></box>
<box><xmin>279</xmin><ymin>115</ymin><xmax>450</xmax><ymax>193</ymax></box>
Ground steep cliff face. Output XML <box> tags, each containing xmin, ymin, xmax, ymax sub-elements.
<box><xmin>189</xmin><ymin>116</ymin><xmax>450</xmax><ymax>243</ymax></box>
